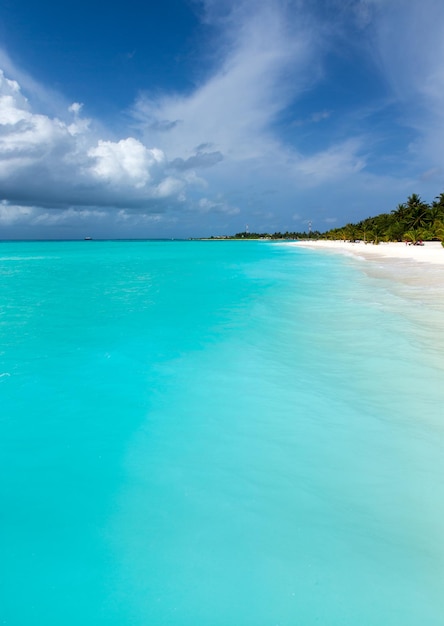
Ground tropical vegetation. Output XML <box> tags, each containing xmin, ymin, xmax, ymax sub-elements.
<box><xmin>218</xmin><ymin>193</ymin><xmax>444</xmax><ymax>245</ymax></box>
<box><xmin>322</xmin><ymin>193</ymin><xmax>444</xmax><ymax>245</ymax></box>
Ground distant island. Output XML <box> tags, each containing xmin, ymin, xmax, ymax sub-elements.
<box><xmin>214</xmin><ymin>193</ymin><xmax>444</xmax><ymax>246</ymax></box>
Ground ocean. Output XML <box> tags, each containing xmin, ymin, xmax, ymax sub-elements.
<box><xmin>1</xmin><ymin>240</ymin><xmax>443</xmax><ymax>625</ymax></box>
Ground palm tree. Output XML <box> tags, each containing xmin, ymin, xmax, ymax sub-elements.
<box><xmin>403</xmin><ymin>229</ymin><xmax>421</xmax><ymax>245</ymax></box>
<box><xmin>391</xmin><ymin>202</ymin><xmax>409</xmax><ymax>222</ymax></box>
<box><xmin>433</xmin><ymin>220</ymin><xmax>444</xmax><ymax>247</ymax></box>
<box><xmin>430</xmin><ymin>196</ymin><xmax>444</xmax><ymax>224</ymax></box>
<box><xmin>368</xmin><ymin>223</ymin><xmax>384</xmax><ymax>244</ymax></box>
<box><xmin>404</xmin><ymin>194</ymin><xmax>430</xmax><ymax>230</ymax></box>
<box><xmin>343</xmin><ymin>223</ymin><xmax>360</xmax><ymax>242</ymax></box>
<box><xmin>433</xmin><ymin>193</ymin><xmax>444</xmax><ymax>208</ymax></box>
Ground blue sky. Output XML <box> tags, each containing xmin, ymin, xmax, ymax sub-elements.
<box><xmin>0</xmin><ymin>0</ymin><xmax>443</xmax><ymax>238</ymax></box>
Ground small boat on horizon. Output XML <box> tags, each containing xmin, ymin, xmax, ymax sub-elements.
<box><xmin>84</xmin><ymin>236</ymin><xmax>92</xmax><ymax>240</ymax></box>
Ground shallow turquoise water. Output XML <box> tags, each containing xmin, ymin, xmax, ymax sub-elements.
<box><xmin>1</xmin><ymin>240</ymin><xmax>443</xmax><ymax>625</ymax></box>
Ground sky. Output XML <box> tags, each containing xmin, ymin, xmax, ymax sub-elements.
<box><xmin>0</xmin><ymin>0</ymin><xmax>444</xmax><ymax>239</ymax></box>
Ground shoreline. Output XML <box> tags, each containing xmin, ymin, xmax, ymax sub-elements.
<box><xmin>287</xmin><ymin>240</ymin><xmax>444</xmax><ymax>370</ymax></box>
<box><xmin>285</xmin><ymin>240</ymin><xmax>444</xmax><ymax>266</ymax></box>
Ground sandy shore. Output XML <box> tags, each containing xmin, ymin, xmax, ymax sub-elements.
<box><xmin>287</xmin><ymin>240</ymin><xmax>444</xmax><ymax>266</ymax></box>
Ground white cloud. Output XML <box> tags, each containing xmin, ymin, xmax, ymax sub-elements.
<box><xmin>88</xmin><ymin>138</ymin><xmax>165</xmax><ymax>188</ymax></box>
<box><xmin>68</xmin><ymin>102</ymin><xmax>83</xmax><ymax>115</ymax></box>
<box><xmin>133</xmin><ymin>2</ymin><xmax>319</xmax><ymax>161</ymax></box>
<box><xmin>0</xmin><ymin>68</ymin><xmax>194</xmax><ymax>212</ymax></box>
<box><xmin>67</xmin><ymin>102</ymin><xmax>90</xmax><ymax>136</ymax></box>
<box><xmin>129</xmin><ymin>0</ymin><xmax>376</xmax><ymax>226</ymax></box>
<box><xmin>1</xmin><ymin>0</ymin><xmax>443</xmax><ymax>238</ymax></box>
<box><xmin>0</xmin><ymin>199</ymin><xmax>109</xmax><ymax>226</ymax></box>
<box><xmin>153</xmin><ymin>176</ymin><xmax>185</xmax><ymax>199</ymax></box>
<box><xmin>0</xmin><ymin>199</ymin><xmax>173</xmax><ymax>237</ymax></box>
<box><xmin>32</xmin><ymin>207</ymin><xmax>108</xmax><ymax>225</ymax></box>
<box><xmin>0</xmin><ymin>69</ymin><xmax>81</xmax><ymax>181</ymax></box>
<box><xmin>198</xmin><ymin>197</ymin><xmax>239</xmax><ymax>215</ymax></box>
<box><xmin>0</xmin><ymin>2</ymin><xmax>374</xmax><ymax>236</ymax></box>
<box><xmin>0</xmin><ymin>72</ymin><xmax>25</xmax><ymax>124</ymax></box>
<box><xmin>293</xmin><ymin>140</ymin><xmax>367</xmax><ymax>184</ymax></box>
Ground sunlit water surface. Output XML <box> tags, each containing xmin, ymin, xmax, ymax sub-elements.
<box><xmin>1</xmin><ymin>240</ymin><xmax>443</xmax><ymax>625</ymax></box>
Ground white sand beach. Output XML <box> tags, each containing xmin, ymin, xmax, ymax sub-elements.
<box><xmin>288</xmin><ymin>240</ymin><xmax>444</xmax><ymax>266</ymax></box>
<box><xmin>288</xmin><ymin>239</ymin><xmax>444</xmax><ymax>365</ymax></box>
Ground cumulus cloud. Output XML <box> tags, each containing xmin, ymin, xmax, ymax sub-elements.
<box><xmin>68</xmin><ymin>102</ymin><xmax>83</xmax><ymax>115</ymax></box>
<box><xmin>88</xmin><ymin>138</ymin><xmax>165</xmax><ymax>188</ymax></box>
<box><xmin>0</xmin><ymin>70</ymin><xmax>70</xmax><ymax>176</ymax></box>
<box><xmin>0</xmin><ymin>69</ymin><xmax>192</xmax><ymax>212</ymax></box>
<box><xmin>1</xmin><ymin>0</ymin><xmax>443</xmax><ymax>238</ymax></box>
<box><xmin>0</xmin><ymin>1</ymin><xmax>373</xmax><ymax>235</ymax></box>
<box><xmin>0</xmin><ymin>0</ymin><xmax>326</xmax><ymax>232</ymax></box>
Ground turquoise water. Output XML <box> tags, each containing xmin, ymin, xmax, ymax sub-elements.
<box><xmin>1</xmin><ymin>240</ymin><xmax>443</xmax><ymax>625</ymax></box>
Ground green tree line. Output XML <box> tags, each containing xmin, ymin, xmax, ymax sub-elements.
<box><xmin>322</xmin><ymin>193</ymin><xmax>444</xmax><ymax>245</ymax></box>
<box><xmin>218</xmin><ymin>192</ymin><xmax>444</xmax><ymax>244</ymax></box>
<box><xmin>226</xmin><ymin>230</ymin><xmax>321</xmax><ymax>240</ymax></box>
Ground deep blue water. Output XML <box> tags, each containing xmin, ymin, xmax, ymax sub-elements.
<box><xmin>1</xmin><ymin>240</ymin><xmax>443</xmax><ymax>625</ymax></box>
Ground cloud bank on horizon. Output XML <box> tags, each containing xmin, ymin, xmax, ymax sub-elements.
<box><xmin>0</xmin><ymin>0</ymin><xmax>443</xmax><ymax>238</ymax></box>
